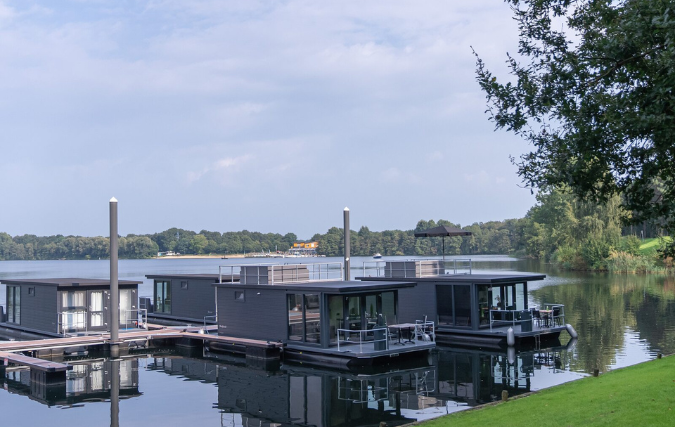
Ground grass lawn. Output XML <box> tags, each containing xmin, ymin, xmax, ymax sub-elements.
<box><xmin>640</xmin><ymin>237</ymin><xmax>672</xmax><ymax>255</ymax></box>
<box><xmin>421</xmin><ymin>356</ymin><xmax>675</xmax><ymax>427</ymax></box>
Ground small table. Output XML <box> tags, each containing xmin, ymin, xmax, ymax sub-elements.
<box><xmin>388</xmin><ymin>323</ymin><xmax>417</xmax><ymax>345</ymax></box>
<box><xmin>539</xmin><ymin>309</ymin><xmax>553</xmax><ymax>328</ymax></box>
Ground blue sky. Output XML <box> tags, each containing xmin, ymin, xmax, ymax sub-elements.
<box><xmin>0</xmin><ymin>0</ymin><xmax>536</xmax><ymax>239</ymax></box>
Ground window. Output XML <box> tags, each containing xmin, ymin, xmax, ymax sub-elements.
<box><xmin>235</xmin><ymin>291</ymin><xmax>245</xmax><ymax>301</ymax></box>
<box><xmin>120</xmin><ymin>289</ymin><xmax>133</xmax><ymax>326</ymax></box>
<box><xmin>181</xmin><ymin>281</ymin><xmax>188</xmax><ymax>290</ymax></box>
<box><xmin>155</xmin><ymin>281</ymin><xmax>171</xmax><ymax>314</ymax></box>
<box><xmin>62</xmin><ymin>290</ymin><xmax>86</xmax><ymax>309</ymax></box>
<box><xmin>288</xmin><ymin>294</ymin><xmax>303</xmax><ymax>341</ymax></box>
<box><xmin>287</xmin><ymin>293</ymin><xmax>321</xmax><ymax>343</ymax></box>
<box><xmin>28</xmin><ymin>287</ymin><xmax>35</xmax><ymax>296</ymax></box>
<box><xmin>90</xmin><ymin>291</ymin><xmax>104</xmax><ymax>327</ymax></box>
<box><xmin>7</xmin><ymin>286</ymin><xmax>20</xmax><ymax>324</ymax></box>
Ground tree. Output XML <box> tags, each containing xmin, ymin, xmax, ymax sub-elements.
<box><xmin>474</xmin><ymin>0</ymin><xmax>675</xmax><ymax>253</ymax></box>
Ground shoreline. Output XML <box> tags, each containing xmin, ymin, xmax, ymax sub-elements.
<box><xmin>153</xmin><ymin>254</ymin><xmax>246</xmax><ymax>260</ymax></box>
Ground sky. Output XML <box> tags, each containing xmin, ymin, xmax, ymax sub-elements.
<box><xmin>0</xmin><ymin>0</ymin><xmax>537</xmax><ymax>240</ymax></box>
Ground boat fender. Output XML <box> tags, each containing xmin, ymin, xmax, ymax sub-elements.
<box><xmin>423</xmin><ymin>333</ymin><xmax>431</xmax><ymax>342</ymax></box>
<box><xmin>566</xmin><ymin>324</ymin><xmax>578</xmax><ymax>339</ymax></box>
<box><xmin>507</xmin><ymin>327</ymin><xmax>515</xmax><ymax>347</ymax></box>
<box><xmin>507</xmin><ymin>346</ymin><xmax>516</xmax><ymax>365</ymax></box>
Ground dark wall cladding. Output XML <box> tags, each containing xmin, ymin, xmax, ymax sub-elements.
<box><xmin>397</xmin><ymin>283</ymin><xmax>437</xmax><ymax>325</ymax></box>
<box><xmin>21</xmin><ymin>284</ymin><xmax>58</xmax><ymax>333</ymax></box>
<box><xmin>218</xmin><ymin>287</ymin><xmax>287</xmax><ymax>341</ymax></box>
<box><xmin>170</xmin><ymin>278</ymin><xmax>217</xmax><ymax>320</ymax></box>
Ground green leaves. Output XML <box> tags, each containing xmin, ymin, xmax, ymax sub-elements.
<box><xmin>475</xmin><ymin>0</ymin><xmax>675</xmax><ymax>244</ymax></box>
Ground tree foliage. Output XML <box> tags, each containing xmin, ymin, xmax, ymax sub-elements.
<box><xmin>474</xmin><ymin>0</ymin><xmax>675</xmax><ymax>253</ymax></box>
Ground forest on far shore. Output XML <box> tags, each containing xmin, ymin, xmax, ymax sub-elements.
<box><xmin>0</xmin><ymin>187</ymin><xmax>669</xmax><ymax>272</ymax></box>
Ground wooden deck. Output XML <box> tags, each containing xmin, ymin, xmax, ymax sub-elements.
<box><xmin>0</xmin><ymin>351</ymin><xmax>72</xmax><ymax>373</ymax></box>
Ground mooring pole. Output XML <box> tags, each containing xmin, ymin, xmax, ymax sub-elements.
<box><xmin>110</xmin><ymin>197</ymin><xmax>119</xmax><ymax>358</ymax></box>
<box><xmin>110</xmin><ymin>358</ymin><xmax>120</xmax><ymax>427</ymax></box>
<box><xmin>344</xmin><ymin>207</ymin><xmax>350</xmax><ymax>281</ymax></box>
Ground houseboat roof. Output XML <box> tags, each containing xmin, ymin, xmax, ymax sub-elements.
<box><xmin>356</xmin><ymin>273</ymin><xmax>546</xmax><ymax>284</ymax></box>
<box><xmin>213</xmin><ymin>279</ymin><xmax>416</xmax><ymax>293</ymax></box>
<box><xmin>0</xmin><ymin>278</ymin><xmax>142</xmax><ymax>288</ymax></box>
<box><xmin>145</xmin><ymin>273</ymin><xmax>239</xmax><ymax>281</ymax></box>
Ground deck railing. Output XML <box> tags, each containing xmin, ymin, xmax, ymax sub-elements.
<box><xmin>489</xmin><ymin>304</ymin><xmax>566</xmax><ymax>331</ymax></box>
<box><xmin>336</xmin><ymin>327</ymin><xmax>389</xmax><ymax>353</ymax></box>
<box><xmin>219</xmin><ymin>262</ymin><xmax>343</xmax><ymax>284</ymax></box>
<box><xmin>57</xmin><ymin>308</ymin><xmax>148</xmax><ymax>337</ymax></box>
<box><xmin>203</xmin><ymin>314</ymin><xmax>217</xmax><ymax>329</ymax></box>
<box><xmin>361</xmin><ymin>259</ymin><xmax>472</xmax><ymax>278</ymax></box>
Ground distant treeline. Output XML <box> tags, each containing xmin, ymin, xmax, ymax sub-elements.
<box><xmin>0</xmin><ymin>220</ymin><xmax>525</xmax><ymax>260</ymax></box>
<box><xmin>0</xmin><ymin>199</ymin><xmax>665</xmax><ymax>262</ymax></box>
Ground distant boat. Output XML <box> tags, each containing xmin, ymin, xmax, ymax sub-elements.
<box><xmin>373</xmin><ymin>253</ymin><xmax>382</xmax><ymax>259</ymax></box>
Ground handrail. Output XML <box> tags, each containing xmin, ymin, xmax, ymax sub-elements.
<box><xmin>361</xmin><ymin>259</ymin><xmax>472</xmax><ymax>278</ymax></box>
<box><xmin>203</xmin><ymin>314</ymin><xmax>217</xmax><ymax>329</ymax></box>
<box><xmin>489</xmin><ymin>309</ymin><xmax>530</xmax><ymax>331</ymax></box>
<box><xmin>336</xmin><ymin>327</ymin><xmax>389</xmax><ymax>353</ymax></box>
<box><xmin>413</xmin><ymin>320</ymin><xmax>436</xmax><ymax>343</ymax></box>
<box><xmin>219</xmin><ymin>262</ymin><xmax>343</xmax><ymax>284</ymax></box>
<box><xmin>122</xmin><ymin>308</ymin><xmax>148</xmax><ymax>330</ymax></box>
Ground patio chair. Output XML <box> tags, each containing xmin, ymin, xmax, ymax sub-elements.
<box><xmin>532</xmin><ymin>309</ymin><xmax>541</xmax><ymax>327</ymax></box>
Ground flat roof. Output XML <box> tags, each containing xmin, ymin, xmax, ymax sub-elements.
<box><xmin>214</xmin><ymin>280</ymin><xmax>416</xmax><ymax>293</ymax></box>
<box><xmin>0</xmin><ymin>278</ymin><xmax>142</xmax><ymax>288</ymax></box>
<box><xmin>355</xmin><ymin>273</ymin><xmax>546</xmax><ymax>284</ymax></box>
<box><xmin>146</xmin><ymin>274</ymin><xmax>238</xmax><ymax>281</ymax></box>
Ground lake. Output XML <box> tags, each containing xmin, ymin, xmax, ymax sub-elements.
<box><xmin>0</xmin><ymin>256</ymin><xmax>672</xmax><ymax>426</ymax></box>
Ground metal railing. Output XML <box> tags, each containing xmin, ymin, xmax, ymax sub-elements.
<box><xmin>413</xmin><ymin>320</ymin><xmax>436</xmax><ymax>343</ymax></box>
<box><xmin>489</xmin><ymin>304</ymin><xmax>566</xmax><ymax>331</ymax></box>
<box><xmin>203</xmin><ymin>314</ymin><xmax>217</xmax><ymax>329</ymax></box>
<box><xmin>361</xmin><ymin>259</ymin><xmax>472</xmax><ymax>278</ymax></box>
<box><xmin>219</xmin><ymin>262</ymin><xmax>343</xmax><ymax>284</ymax></box>
<box><xmin>57</xmin><ymin>308</ymin><xmax>148</xmax><ymax>337</ymax></box>
<box><xmin>122</xmin><ymin>308</ymin><xmax>148</xmax><ymax>330</ymax></box>
<box><xmin>336</xmin><ymin>327</ymin><xmax>389</xmax><ymax>353</ymax></box>
<box><xmin>57</xmin><ymin>310</ymin><xmax>88</xmax><ymax>336</ymax></box>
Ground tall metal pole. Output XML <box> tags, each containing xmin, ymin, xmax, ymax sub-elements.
<box><xmin>344</xmin><ymin>207</ymin><xmax>350</xmax><ymax>281</ymax></box>
<box><xmin>110</xmin><ymin>358</ymin><xmax>120</xmax><ymax>427</ymax></box>
<box><xmin>110</xmin><ymin>197</ymin><xmax>119</xmax><ymax>355</ymax></box>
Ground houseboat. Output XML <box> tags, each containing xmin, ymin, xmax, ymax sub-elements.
<box><xmin>0</xmin><ymin>278</ymin><xmax>141</xmax><ymax>339</ymax></box>
<box><xmin>358</xmin><ymin>260</ymin><xmax>576</xmax><ymax>348</ymax></box>
<box><xmin>144</xmin><ymin>273</ymin><xmax>239</xmax><ymax>326</ymax></box>
<box><xmin>213</xmin><ymin>263</ymin><xmax>436</xmax><ymax>369</ymax></box>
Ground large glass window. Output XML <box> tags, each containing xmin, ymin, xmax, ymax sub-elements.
<box><xmin>288</xmin><ymin>294</ymin><xmax>303</xmax><ymax>341</ymax></box>
<box><xmin>62</xmin><ymin>290</ymin><xmax>85</xmax><ymax>309</ymax></box>
<box><xmin>304</xmin><ymin>294</ymin><xmax>320</xmax><ymax>343</ymax></box>
<box><xmin>90</xmin><ymin>291</ymin><xmax>104</xmax><ymax>327</ymax></box>
<box><xmin>7</xmin><ymin>286</ymin><xmax>20</xmax><ymax>324</ymax></box>
<box><xmin>454</xmin><ymin>285</ymin><xmax>471</xmax><ymax>327</ymax></box>
<box><xmin>155</xmin><ymin>281</ymin><xmax>171</xmax><ymax>314</ymax></box>
<box><xmin>346</xmin><ymin>296</ymin><xmax>362</xmax><ymax>331</ymax></box>
<box><xmin>381</xmin><ymin>291</ymin><xmax>396</xmax><ymax>325</ymax></box>
<box><xmin>120</xmin><ymin>289</ymin><xmax>133</xmax><ymax>326</ymax></box>
<box><xmin>437</xmin><ymin>285</ymin><xmax>454</xmax><ymax>326</ymax></box>
<box><xmin>478</xmin><ymin>285</ymin><xmax>490</xmax><ymax>326</ymax></box>
<box><xmin>328</xmin><ymin>296</ymin><xmax>343</xmax><ymax>344</ymax></box>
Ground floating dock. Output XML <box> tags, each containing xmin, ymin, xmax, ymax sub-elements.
<box><xmin>0</xmin><ymin>326</ymin><xmax>284</xmax><ymax>383</ymax></box>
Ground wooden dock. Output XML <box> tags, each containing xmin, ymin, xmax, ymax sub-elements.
<box><xmin>0</xmin><ymin>325</ymin><xmax>284</xmax><ymax>383</ymax></box>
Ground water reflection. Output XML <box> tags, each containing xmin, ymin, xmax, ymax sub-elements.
<box><xmin>0</xmin><ymin>358</ymin><xmax>139</xmax><ymax>407</ymax></box>
<box><xmin>1</xmin><ymin>344</ymin><xmax>588</xmax><ymax>426</ymax></box>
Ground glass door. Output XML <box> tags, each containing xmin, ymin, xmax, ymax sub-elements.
<box><xmin>345</xmin><ymin>296</ymin><xmax>362</xmax><ymax>332</ymax></box>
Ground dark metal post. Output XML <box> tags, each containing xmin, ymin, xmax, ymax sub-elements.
<box><xmin>110</xmin><ymin>358</ymin><xmax>120</xmax><ymax>427</ymax></box>
<box><xmin>110</xmin><ymin>197</ymin><xmax>119</xmax><ymax>356</ymax></box>
<box><xmin>344</xmin><ymin>207</ymin><xmax>350</xmax><ymax>281</ymax></box>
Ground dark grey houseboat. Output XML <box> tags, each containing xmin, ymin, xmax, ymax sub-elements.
<box><xmin>0</xmin><ymin>278</ymin><xmax>141</xmax><ymax>338</ymax></box>
<box><xmin>144</xmin><ymin>273</ymin><xmax>238</xmax><ymax>326</ymax></box>
<box><xmin>358</xmin><ymin>260</ymin><xmax>574</xmax><ymax>348</ymax></box>
<box><xmin>213</xmin><ymin>263</ymin><xmax>436</xmax><ymax>369</ymax></box>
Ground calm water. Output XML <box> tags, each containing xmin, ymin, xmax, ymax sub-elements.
<box><xmin>1</xmin><ymin>256</ymin><xmax>672</xmax><ymax>426</ymax></box>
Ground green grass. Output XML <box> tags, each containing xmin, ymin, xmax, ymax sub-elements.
<box><xmin>422</xmin><ymin>356</ymin><xmax>675</xmax><ymax>427</ymax></box>
<box><xmin>640</xmin><ymin>237</ymin><xmax>673</xmax><ymax>255</ymax></box>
